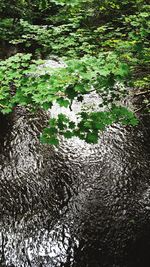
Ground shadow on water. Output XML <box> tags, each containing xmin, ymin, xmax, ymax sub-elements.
<box><xmin>0</xmin><ymin>67</ymin><xmax>150</xmax><ymax>266</ymax></box>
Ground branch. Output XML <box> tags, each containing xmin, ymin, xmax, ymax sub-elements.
<box><xmin>132</xmin><ymin>90</ymin><xmax>150</xmax><ymax>96</ymax></box>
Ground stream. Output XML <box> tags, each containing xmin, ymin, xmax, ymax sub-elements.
<box><xmin>0</xmin><ymin>60</ymin><xmax>150</xmax><ymax>267</ymax></box>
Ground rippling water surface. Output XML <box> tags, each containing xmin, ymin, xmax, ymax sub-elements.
<box><xmin>0</xmin><ymin>60</ymin><xmax>150</xmax><ymax>267</ymax></box>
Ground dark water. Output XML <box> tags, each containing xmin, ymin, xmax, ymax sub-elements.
<box><xmin>0</xmin><ymin>96</ymin><xmax>150</xmax><ymax>266</ymax></box>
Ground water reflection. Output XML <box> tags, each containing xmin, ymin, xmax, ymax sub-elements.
<box><xmin>0</xmin><ymin>103</ymin><xmax>84</xmax><ymax>266</ymax></box>
<box><xmin>1</xmin><ymin>219</ymin><xmax>78</xmax><ymax>267</ymax></box>
<box><xmin>0</xmin><ymin>61</ymin><xmax>150</xmax><ymax>267</ymax></box>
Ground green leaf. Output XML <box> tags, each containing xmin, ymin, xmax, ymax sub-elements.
<box><xmin>49</xmin><ymin>118</ymin><xmax>57</xmax><ymax>127</ymax></box>
<box><xmin>63</xmin><ymin>130</ymin><xmax>73</xmax><ymax>138</ymax></box>
<box><xmin>47</xmin><ymin>136</ymin><xmax>59</xmax><ymax>145</ymax></box>
<box><xmin>86</xmin><ymin>132</ymin><xmax>98</xmax><ymax>144</ymax></box>
<box><xmin>57</xmin><ymin>97</ymin><xmax>70</xmax><ymax>107</ymax></box>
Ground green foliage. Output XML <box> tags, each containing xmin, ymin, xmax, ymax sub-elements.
<box><xmin>0</xmin><ymin>52</ymin><xmax>138</xmax><ymax>144</ymax></box>
<box><xmin>41</xmin><ymin>107</ymin><xmax>138</xmax><ymax>145</ymax></box>
<box><xmin>0</xmin><ymin>0</ymin><xmax>149</xmax><ymax>145</ymax></box>
<box><xmin>0</xmin><ymin>52</ymin><xmax>128</xmax><ymax>111</ymax></box>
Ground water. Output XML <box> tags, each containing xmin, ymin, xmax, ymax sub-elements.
<box><xmin>0</xmin><ymin>60</ymin><xmax>150</xmax><ymax>267</ymax></box>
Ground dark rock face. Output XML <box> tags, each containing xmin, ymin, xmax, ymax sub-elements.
<box><xmin>0</xmin><ymin>106</ymin><xmax>150</xmax><ymax>267</ymax></box>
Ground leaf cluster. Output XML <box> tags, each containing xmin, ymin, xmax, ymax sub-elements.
<box><xmin>0</xmin><ymin>0</ymin><xmax>149</xmax><ymax>145</ymax></box>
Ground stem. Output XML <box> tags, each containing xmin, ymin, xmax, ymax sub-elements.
<box><xmin>132</xmin><ymin>90</ymin><xmax>150</xmax><ymax>96</ymax></box>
